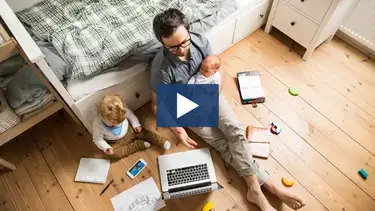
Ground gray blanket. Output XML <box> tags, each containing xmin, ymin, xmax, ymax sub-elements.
<box><xmin>17</xmin><ymin>0</ymin><xmax>225</xmax><ymax>80</ymax></box>
<box><xmin>5</xmin><ymin>66</ymin><xmax>46</xmax><ymax>109</ymax></box>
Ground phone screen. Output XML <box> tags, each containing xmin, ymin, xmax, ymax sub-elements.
<box><xmin>129</xmin><ymin>160</ymin><xmax>146</xmax><ymax>177</ymax></box>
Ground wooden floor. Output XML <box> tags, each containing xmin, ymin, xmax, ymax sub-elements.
<box><xmin>1</xmin><ymin>29</ymin><xmax>375</xmax><ymax>211</ymax></box>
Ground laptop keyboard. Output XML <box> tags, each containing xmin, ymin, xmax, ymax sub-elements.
<box><xmin>167</xmin><ymin>164</ymin><xmax>209</xmax><ymax>186</ymax></box>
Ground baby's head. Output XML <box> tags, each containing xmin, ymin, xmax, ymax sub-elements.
<box><xmin>200</xmin><ymin>55</ymin><xmax>221</xmax><ymax>78</ymax></box>
<box><xmin>97</xmin><ymin>93</ymin><xmax>126</xmax><ymax>126</ymax></box>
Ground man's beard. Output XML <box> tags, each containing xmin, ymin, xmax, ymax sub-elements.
<box><xmin>175</xmin><ymin>49</ymin><xmax>188</xmax><ymax>57</ymax></box>
<box><xmin>176</xmin><ymin>52</ymin><xmax>185</xmax><ymax>57</ymax></box>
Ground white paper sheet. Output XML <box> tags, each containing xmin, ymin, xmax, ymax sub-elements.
<box><xmin>111</xmin><ymin>177</ymin><xmax>166</xmax><ymax>211</ymax></box>
<box><xmin>250</xmin><ymin>129</ymin><xmax>272</xmax><ymax>143</ymax></box>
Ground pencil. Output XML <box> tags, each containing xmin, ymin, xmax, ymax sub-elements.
<box><xmin>100</xmin><ymin>179</ymin><xmax>114</xmax><ymax>196</ymax></box>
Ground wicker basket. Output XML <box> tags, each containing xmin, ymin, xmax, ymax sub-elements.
<box><xmin>0</xmin><ymin>88</ymin><xmax>21</xmax><ymax>133</ymax></box>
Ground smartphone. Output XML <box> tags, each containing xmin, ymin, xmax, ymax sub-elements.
<box><xmin>127</xmin><ymin>158</ymin><xmax>147</xmax><ymax>179</ymax></box>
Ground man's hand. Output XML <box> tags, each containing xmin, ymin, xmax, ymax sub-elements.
<box><xmin>174</xmin><ymin>127</ymin><xmax>197</xmax><ymax>149</ymax></box>
<box><xmin>105</xmin><ymin>147</ymin><xmax>114</xmax><ymax>155</ymax></box>
<box><xmin>135</xmin><ymin>126</ymin><xmax>142</xmax><ymax>133</ymax></box>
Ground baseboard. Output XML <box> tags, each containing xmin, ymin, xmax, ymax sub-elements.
<box><xmin>335</xmin><ymin>30</ymin><xmax>375</xmax><ymax>61</ymax></box>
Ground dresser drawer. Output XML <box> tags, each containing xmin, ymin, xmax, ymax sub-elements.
<box><xmin>116</xmin><ymin>73</ymin><xmax>151</xmax><ymax>112</ymax></box>
<box><xmin>233</xmin><ymin>0</ymin><xmax>271</xmax><ymax>43</ymax></box>
<box><xmin>205</xmin><ymin>19</ymin><xmax>236</xmax><ymax>54</ymax></box>
<box><xmin>286</xmin><ymin>0</ymin><xmax>332</xmax><ymax>22</ymax></box>
<box><xmin>273</xmin><ymin>1</ymin><xmax>318</xmax><ymax>48</ymax></box>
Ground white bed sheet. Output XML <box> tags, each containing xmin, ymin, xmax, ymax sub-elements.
<box><xmin>236</xmin><ymin>0</ymin><xmax>263</xmax><ymax>8</ymax></box>
<box><xmin>67</xmin><ymin>63</ymin><xmax>148</xmax><ymax>102</ymax></box>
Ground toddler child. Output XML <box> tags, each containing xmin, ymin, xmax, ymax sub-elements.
<box><xmin>188</xmin><ymin>54</ymin><xmax>221</xmax><ymax>85</ymax></box>
<box><xmin>93</xmin><ymin>93</ymin><xmax>171</xmax><ymax>158</ymax></box>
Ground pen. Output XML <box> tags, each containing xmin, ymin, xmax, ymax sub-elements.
<box><xmin>100</xmin><ymin>179</ymin><xmax>114</xmax><ymax>196</ymax></box>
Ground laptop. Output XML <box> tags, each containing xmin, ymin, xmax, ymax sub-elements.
<box><xmin>158</xmin><ymin>148</ymin><xmax>223</xmax><ymax>199</ymax></box>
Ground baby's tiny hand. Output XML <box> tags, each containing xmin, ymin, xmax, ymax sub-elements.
<box><xmin>135</xmin><ymin>126</ymin><xmax>142</xmax><ymax>133</ymax></box>
<box><xmin>105</xmin><ymin>148</ymin><xmax>114</xmax><ymax>155</ymax></box>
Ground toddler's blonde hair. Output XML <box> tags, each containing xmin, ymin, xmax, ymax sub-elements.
<box><xmin>97</xmin><ymin>93</ymin><xmax>126</xmax><ymax>124</ymax></box>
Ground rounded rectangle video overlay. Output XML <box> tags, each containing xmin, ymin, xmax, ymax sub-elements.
<box><xmin>156</xmin><ymin>84</ymin><xmax>219</xmax><ymax>127</ymax></box>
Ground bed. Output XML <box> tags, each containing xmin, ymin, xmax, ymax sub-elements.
<box><xmin>1</xmin><ymin>0</ymin><xmax>272</xmax><ymax>133</ymax></box>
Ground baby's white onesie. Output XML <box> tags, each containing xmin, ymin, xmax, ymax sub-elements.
<box><xmin>187</xmin><ymin>71</ymin><xmax>221</xmax><ymax>84</ymax></box>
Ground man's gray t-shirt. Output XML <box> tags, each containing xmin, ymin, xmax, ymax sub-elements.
<box><xmin>150</xmin><ymin>32</ymin><xmax>213</xmax><ymax>90</ymax></box>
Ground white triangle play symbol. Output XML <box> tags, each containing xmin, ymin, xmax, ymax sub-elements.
<box><xmin>176</xmin><ymin>93</ymin><xmax>199</xmax><ymax>119</ymax></box>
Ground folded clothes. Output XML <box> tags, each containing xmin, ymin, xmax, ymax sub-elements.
<box><xmin>5</xmin><ymin>66</ymin><xmax>46</xmax><ymax>109</ymax></box>
<box><xmin>22</xmin><ymin>101</ymin><xmax>54</xmax><ymax>120</ymax></box>
<box><xmin>0</xmin><ymin>74</ymin><xmax>14</xmax><ymax>90</ymax></box>
<box><xmin>15</xmin><ymin>92</ymin><xmax>54</xmax><ymax>116</ymax></box>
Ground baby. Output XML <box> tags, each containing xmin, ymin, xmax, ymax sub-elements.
<box><xmin>188</xmin><ymin>54</ymin><xmax>221</xmax><ymax>85</ymax></box>
<box><xmin>92</xmin><ymin>93</ymin><xmax>171</xmax><ymax>158</ymax></box>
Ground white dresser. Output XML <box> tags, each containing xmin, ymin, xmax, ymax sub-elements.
<box><xmin>265</xmin><ymin>0</ymin><xmax>355</xmax><ymax>60</ymax></box>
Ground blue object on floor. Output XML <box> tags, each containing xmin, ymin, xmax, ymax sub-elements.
<box><xmin>358</xmin><ymin>169</ymin><xmax>368</xmax><ymax>179</ymax></box>
<box><xmin>270</xmin><ymin>122</ymin><xmax>282</xmax><ymax>135</ymax></box>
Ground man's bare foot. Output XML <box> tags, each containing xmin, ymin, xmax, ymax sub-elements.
<box><xmin>275</xmin><ymin>188</ymin><xmax>306</xmax><ymax>210</ymax></box>
<box><xmin>246</xmin><ymin>188</ymin><xmax>276</xmax><ymax>211</ymax></box>
<box><xmin>263</xmin><ymin>181</ymin><xmax>306</xmax><ymax>210</ymax></box>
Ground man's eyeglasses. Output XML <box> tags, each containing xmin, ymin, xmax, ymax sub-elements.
<box><xmin>165</xmin><ymin>38</ymin><xmax>191</xmax><ymax>52</ymax></box>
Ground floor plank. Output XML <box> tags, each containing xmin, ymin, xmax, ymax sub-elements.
<box><xmin>0</xmin><ymin>174</ymin><xmax>18</xmax><ymax>211</ymax></box>
<box><xmin>31</xmin><ymin>117</ymin><xmax>111</xmax><ymax>211</ymax></box>
<box><xmin>219</xmin><ymin>88</ymin><xmax>329</xmax><ymax>210</ymax></box>
<box><xmin>220</xmin><ymin>42</ymin><xmax>375</xmax><ymax>210</ymax></box>
<box><xmin>17</xmin><ymin>133</ymin><xmax>73</xmax><ymax>211</ymax></box>
<box><xmin>223</xmin><ymin>43</ymin><xmax>374</xmax><ymax>209</ymax></box>
<box><xmin>223</xmin><ymin>74</ymin><xmax>362</xmax><ymax>210</ymax></box>
<box><xmin>247</xmin><ymin>30</ymin><xmax>375</xmax><ymax>156</ymax></box>
<box><xmin>267</xmin><ymin>31</ymin><xmax>375</xmax><ymax>119</ymax></box>
<box><xmin>0</xmin><ymin>136</ymin><xmax>47</xmax><ymax>211</ymax></box>
<box><xmin>235</xmin><ymin>31</ymin><xmax>375</xmax><ymax>198</ymax></box>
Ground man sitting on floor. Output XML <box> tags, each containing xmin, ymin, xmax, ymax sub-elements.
<box><xmin>149</xmin><ymin>8</ymin><xmax>306</xmax><ymax>211</ymax></box>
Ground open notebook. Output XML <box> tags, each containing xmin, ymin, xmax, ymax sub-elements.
<box><xmin>245</xmin><ymin>127</ymin><xmax>272</xmax><ymax>159</ymax></box>
<box><xmin>75</xmin><ymin>158</ymin><xmax>110</xmax><ymax>184</ymax></box>
<box><xmin>237</xmin><ymin>71</ymin><xmax>265</xmax><ymax>104</ymax></box>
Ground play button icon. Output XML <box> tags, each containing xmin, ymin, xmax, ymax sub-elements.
<box><xmin>156</xmin><ymin>84</ymin><xmax>218</xmax><ymax>127</ymax></box>
<box><xmin>177</xmin><ymin>93</ymin><xmax>199</xmax><ymax>118</ymax></box>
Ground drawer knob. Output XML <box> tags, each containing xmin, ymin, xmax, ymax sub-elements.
<box><xmin>135</xmin><ymin>92</ymin><xmax>140</xmax><ymax>98</ymax></box>
<box><xmin>260</xmin><ymin>14</ymin><xmax>264</xmax><ymax>18</ymax></box>
<box><xmin>290</xmin><ymin>21</ymin><xmax>296</xmax><ymax>26</ymax></box>
<box><xmin>301</xmin><ymin>0</ymin><xmax>305</xmax><ymax>2</ymax></box>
